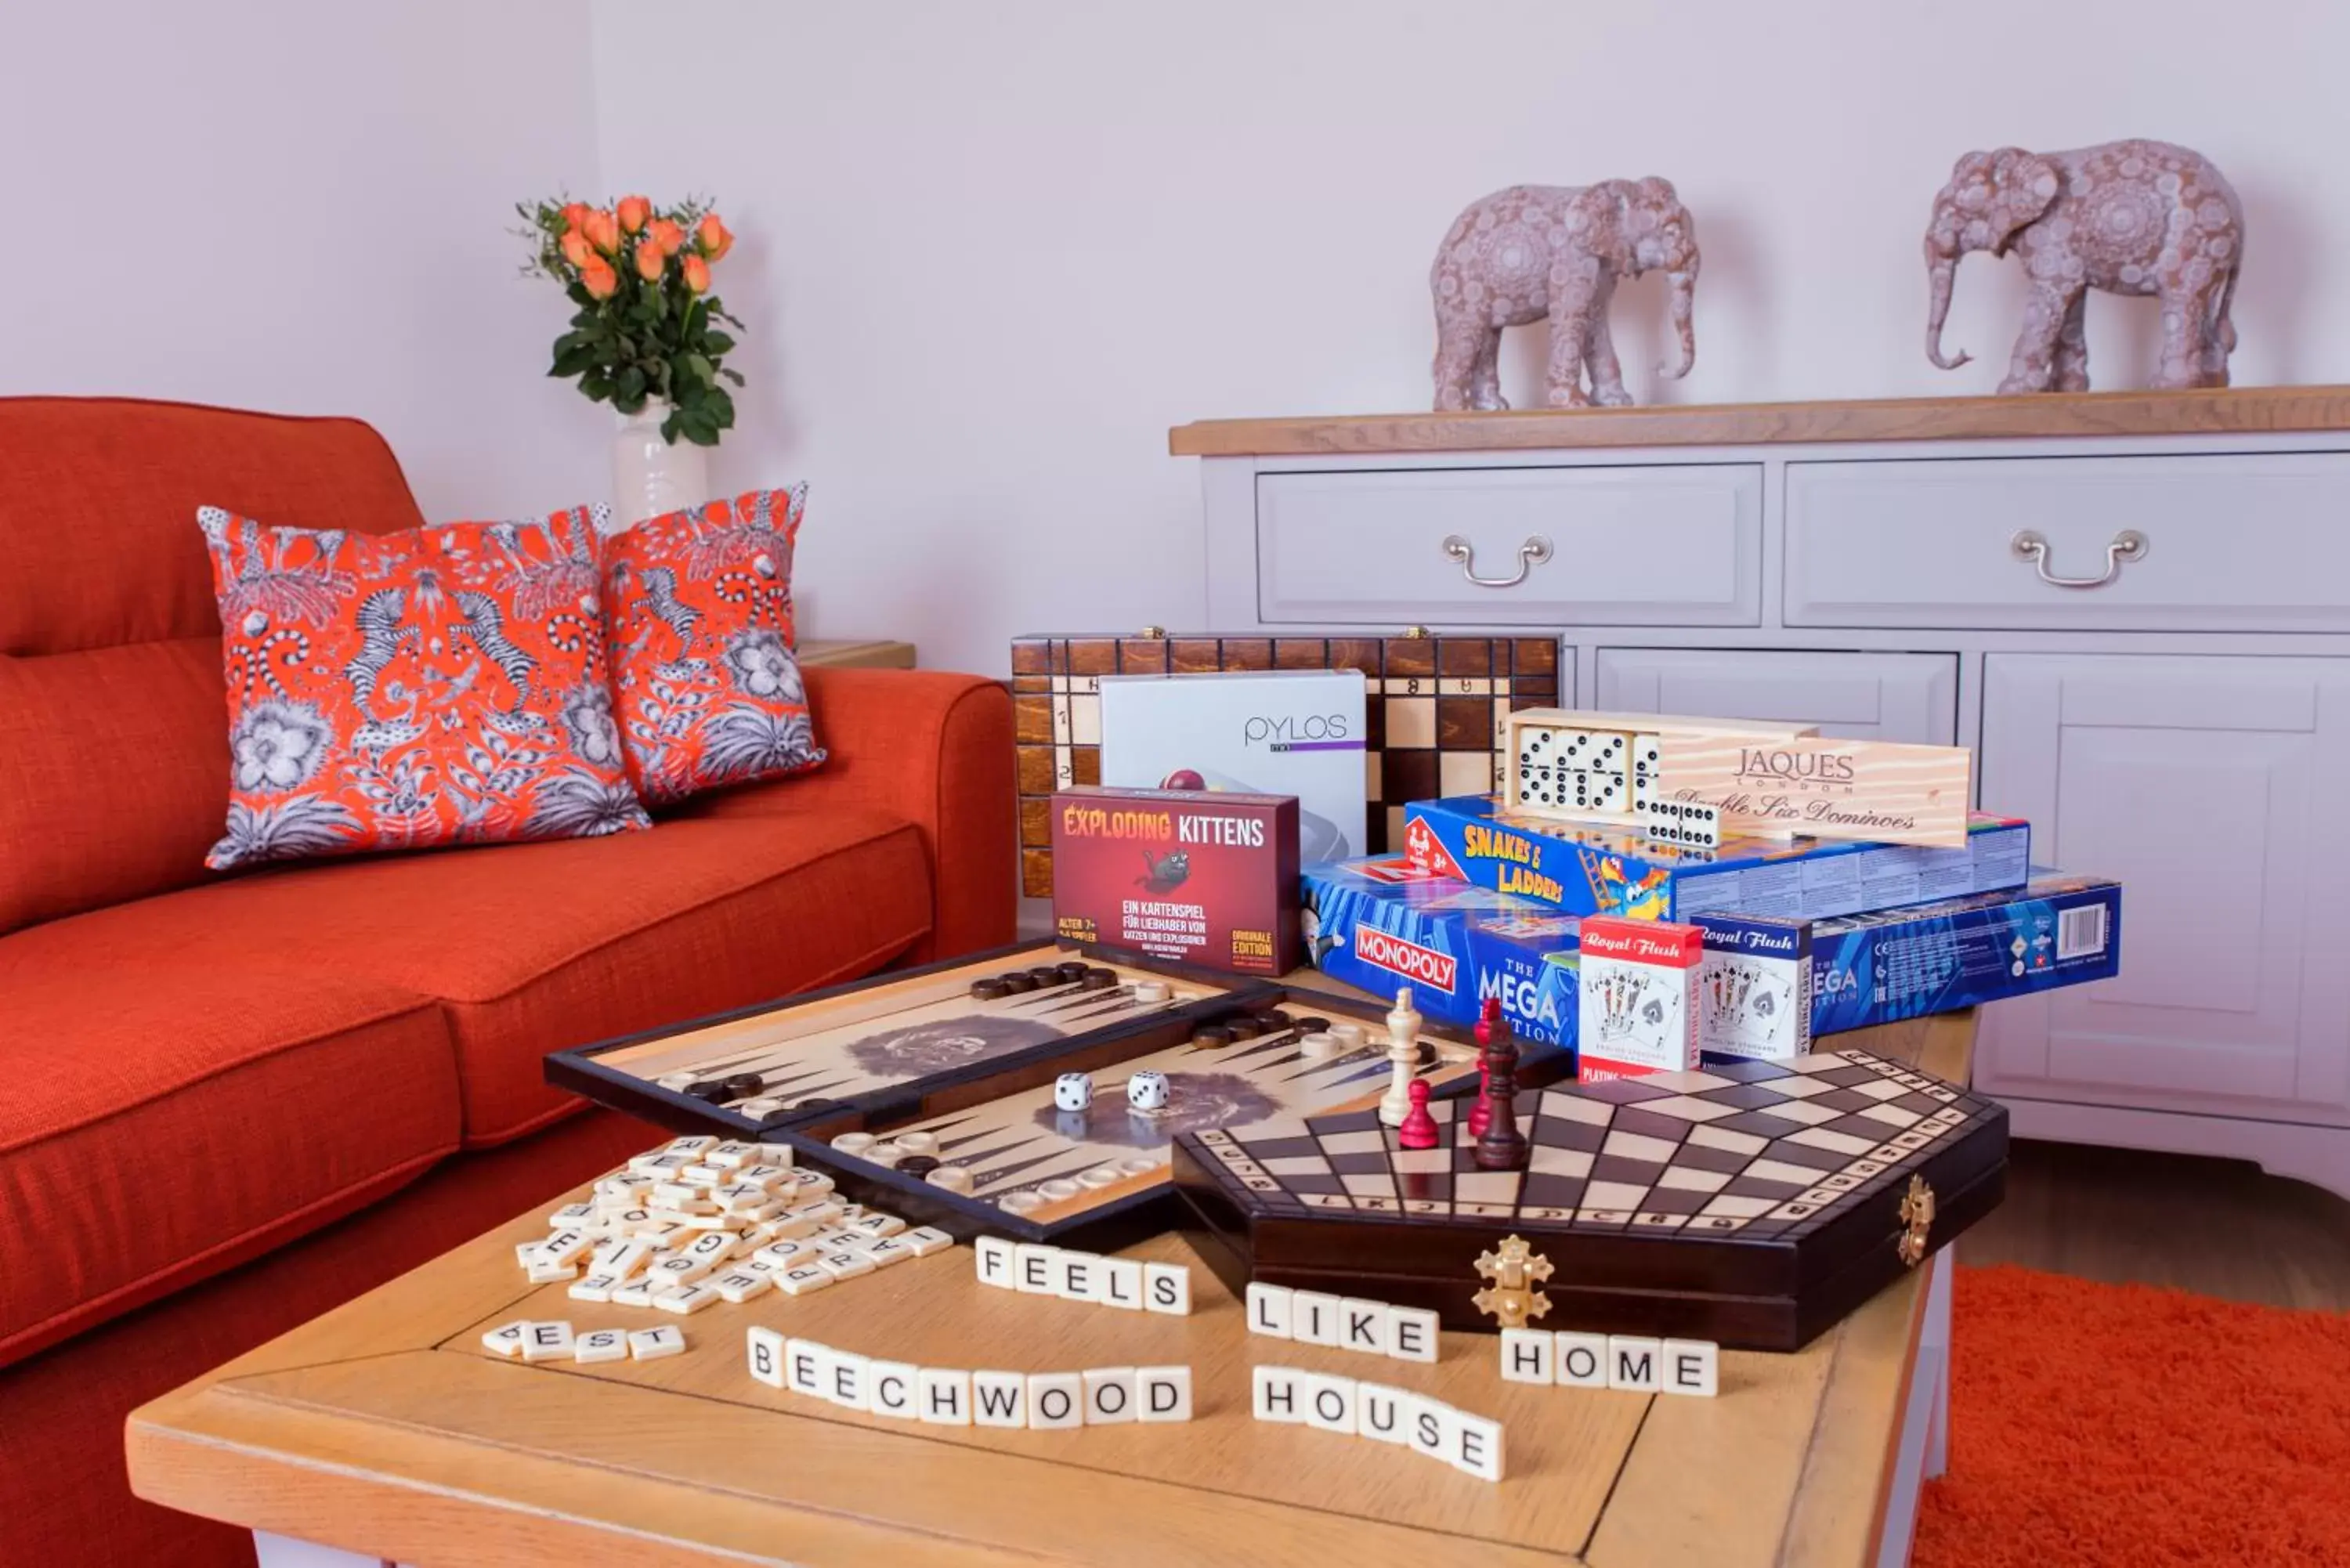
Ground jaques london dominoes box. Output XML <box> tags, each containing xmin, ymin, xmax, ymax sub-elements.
<box><xmin>1050</xmin><ymin>786</ymin><xmax>1300</xmax><ymax>976</ymax></box>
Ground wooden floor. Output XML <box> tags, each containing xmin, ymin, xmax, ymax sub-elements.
<box><xmin>1965</xmin><ymin>1137</ymin><xmax>2350</xmax><ymax>1311</ymax></box>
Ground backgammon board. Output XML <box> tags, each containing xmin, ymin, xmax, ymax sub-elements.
<box><xmin>1171</xmin><ymin>1046</ymin><xmax>2007</xmax><ymax>1351</ymax></box>
<box><xmin>1012</xmin><ymin>632</ymin><xmax>1563</xmax><ymax>897</ymax></box>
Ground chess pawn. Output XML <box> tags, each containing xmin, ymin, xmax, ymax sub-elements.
<box><xmin>1378</xmin><ymin>987</ymin><xmax>1420</xmax><ymax>1128</ymax></box>
<box><xmin>1466</xmin><ymin>999</ymin><xmax>1498</xmax><ymax>1140</ymax></box>
<box><xmin>1397</xmin><ymin>1079</ymin><xmax>1441</xmax><ymax>1151</ymax></box>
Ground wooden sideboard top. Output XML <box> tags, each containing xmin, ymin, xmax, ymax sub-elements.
<box><xmin>1167</xmin><ymin>385</ymin><xmax>2350</xmax><ymax>457</ymax></box>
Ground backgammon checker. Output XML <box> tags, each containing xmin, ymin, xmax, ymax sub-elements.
<box><xmin>546</xmin><ymin>941</ymin><xmax>1262</xmax><ymax>1141</ymax></box>
<box><xmin>769</xmin><ymin>980</ymin><xmax>1573</xmax><ymax>1254</ymax></box>
<box><xmin>1172</xmin><ymin>1046</ymin><xmax>2006</xmax><ymax>1351</ymax></box>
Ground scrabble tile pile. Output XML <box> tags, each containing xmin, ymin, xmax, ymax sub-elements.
<box><xmin>750</xmin><ymin>1327</ymin><xmax>1195</xmax><ymax>1428</ymax></box>
<box><xmin>513</xmin><ymin>1134</ymin><xmax>956</xmax><ymax>1339</ymax></box>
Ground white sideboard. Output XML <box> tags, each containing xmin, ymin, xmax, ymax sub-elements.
<box><xmin>1175</xmin><ymin>388</ymin><xmax>2350</xmax><ymax>1202</ymax></box>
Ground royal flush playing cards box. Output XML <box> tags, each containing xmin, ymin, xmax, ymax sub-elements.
<box><xmin>1403</xmin><ymin>794</ymin><xmax>2029</xmax><ymax>923</ymax></box>
<box><xmin>1051</xmin><ymin>786</ymin><xmax>1300</xmax><ymax>975</ymax></box>
<box><xmin>1098</xmin><ymin>670</ymin><xmax>1367</xmax><ymax>865</ymax></box>
<box><xmin>1574</xmin><ymin>917</ymin><xmax>1703</xmax><ymax>1081</ymax></box>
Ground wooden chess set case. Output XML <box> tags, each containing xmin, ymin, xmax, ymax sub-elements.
<box><xmin>1012</xmin><ymin>630</ymin><xmax>1562</xmax><ymax>897</ymax></box>
<box><xmin>765</xmin><ymin>977</ymin><xmax>1571</xmax><ymax>1255</ymax></box>
<box><xmin>544</xmin><ymin>940</ymin><xmax>1259</xmax><ymax>1142</ymax></box>
<box><xmin>1170</xmin><ymin>1046</ymin><xmax>2008</xmax><ymax>1352</ymax></box>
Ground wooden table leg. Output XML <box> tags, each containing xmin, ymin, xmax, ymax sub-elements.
<box><xmin>1874</xmin><ymin>1246</ymin><xmax>1954</xmax><ymax>1568</ymax></box>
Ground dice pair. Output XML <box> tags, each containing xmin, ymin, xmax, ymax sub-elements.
<box><xmin>1054</xmin><ymin>1071</ymin><xmax>1170</xmax><ymax>1112</ymax></box>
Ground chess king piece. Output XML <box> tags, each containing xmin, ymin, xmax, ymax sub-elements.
<box><xmin>1379</xmin><ymin>987</ymin><xmax>1421</xmax><ymax>1127</ymax></box>
<box><xmin>1397</xmin><ymin>1079</ymin><xmax>1441</xmax><ymax>1151</ymax></box>
<box><xmin>1473</xmin><ymin>1003</ymin><xmax>1530</xmax><ymax>1172</ymax></box>
<box><xmin>1466</xmin><ymin>997</ymin><xmax>1500</xmax><ymax>1140</ymax></box>
<box><xmin>1054</xmin><ymin>1073</ymin><xmax>1094</xmax><ymax>1111</ymax></box>
<box><xmin>1126</xmin><ymin>1070</ymin><xmax>1170</xmax><ymax>1112</ymax></box>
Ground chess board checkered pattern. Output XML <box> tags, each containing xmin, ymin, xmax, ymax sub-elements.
<box><xmin>1012</xmin><ymin>634</ymin><xmax>1561</xmax><ymax>898</ymax></box>
<box><xmin>1185</xmin><ymin>1048</ymin><xmax>1983</xmax><ymax>1243</ymax></box>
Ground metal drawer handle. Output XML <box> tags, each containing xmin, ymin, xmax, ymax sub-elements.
<box><xmin>1443</xmin><ymin>533</ymin><xmax>1553</xmax><ymax>589</ymax></box>
<box><xmin>2010</xmin><ymin>529</ymin><xmax>2147</xmax><ymax>590</ymax></box>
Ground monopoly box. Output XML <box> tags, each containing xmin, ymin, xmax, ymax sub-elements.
<box><xmin>1301</xmin><ymin>857</ymin><xmax>1581</xmax><ymax>1063</ymax></box>
<box><xmin>1050</xmin><ymin>786</ymin><xmax>1300</xmax><ymax>975</ymax></box>
<box><xmin>1402</xmin><ymin>793</ymin><xmax>2030</xmax><ymax>923</ymax></box>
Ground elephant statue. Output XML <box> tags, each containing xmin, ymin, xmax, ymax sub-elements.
<box><xmin>1430</xmin><ymin>179</ymin><xmax>1698</xmax><ymax>411</ymax></box>
<box><xmin>1924</xmin><ymin>139</ymin><xmax>2243</xmax><ymax>394</ymax></box>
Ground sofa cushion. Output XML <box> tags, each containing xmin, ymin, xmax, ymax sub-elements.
<box><xmin>0</xmin><ymin>805</ymin><xmax>936</xmax><ymax>1147</ymax></box>
<box><xmin>0</xmin><ymin>962</ymin><xmax>457</xmax><ymax>1368</ymax></box>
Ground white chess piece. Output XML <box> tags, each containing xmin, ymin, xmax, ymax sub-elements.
<box><xmin>1378</xmin><ymin>987</ymin><xmax>1420</xmax><ymax>1128</ymax></box>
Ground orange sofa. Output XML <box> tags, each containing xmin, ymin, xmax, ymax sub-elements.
<box><xmin>0</xmin><ymin>397</ymin><xmax>1014</xmax><ymax>1566</ymax></box>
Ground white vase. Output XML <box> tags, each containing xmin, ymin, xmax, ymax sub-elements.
<box><xmin>608</xmin><ymin>402</ymin><xmax>710</xmax><ymax>533</ymax></box>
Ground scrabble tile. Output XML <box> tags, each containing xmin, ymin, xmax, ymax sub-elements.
<box><xmin>754</xmin><ymin>1143</ymin><xmax>797</xmax><ymax>1167</ymax></box>
<box><xmin>974</xmin><ymin>1235</ymin><xmax>1016</xmax><ymax>1288</ymax></box>
<box><xmin>868</xmin><ymin>1360</ymin><xmax>920</xmax><ymax>1419</ymax></box>
<box><xmin>655</xmin><ymin>1282</ymin><xmax>721</xmax><ymax>1316</ymax></box>
<box><xmin>707</xmin><ymin>1141</ymin><xmax>757</xmax><ymax>1169</ymax></box>
<box><xmin>1095</xmin><ymin>1257</ymin><xmax>1144</xmax><ymax>1310</ymax></box>
<box><xmin>1405</xmin><ymin>1396</ymin><xmax>1452</xmax><ymax>1462</ymax></box>
<box><xmin>1385</xmin><ymin>1304</ymin><xmax>1440</xmax><ymax>1364</ymax></box>
<box><xmin>826</xmin><ymin>1349</ymin><xmax>870</xmax><ymax>1410</ymax></box>
<box><xmin>713</xmin><ymin>1270</ymin><xmax>772</xmax><ymax>1304</ymax></box>
<box><xmin>1137</xmin><ymin>1364</ymin><xmax>1193</xmax><ymax>1423</ymax></box>
<box><xmin>1557</xmin><ymin>1331</ymin><xmax>1610</xmax><ymax>1388</ymax></box>
<box><xmin>1291</xmin><ymin>1291</ymin><xmax>1341</xmax><ymax>1347</ymax></box>
<box><xmin>1055</xmin><ymin>1251</ymin><xmax>1097</xmax><ymax>1302</ymax></box>
<box><xmin>783</xmin><ymin>1169</ymin><xmax>830</xmax><ymax>1195</ymax></box>
<box><xmin>568</xmin><ymin>1273</ymin><xmax>620</xmax><ymax>1305</ymax></box>
<box><xmin>520</xmin><ymin>1321</ymin><xmax>575</xmax><ymax>1363</ymax></box>
<box><xmin>754</xmin><ymin>1240</ymin><xmax>814</xmax><ymax>1270</ymax></box>
<box><xmin>1026</xmin><ymin>1371</ymin><xmax>1083</xmax><ymax>1430</ymax></box>
<box><xmin>919</xmin><ymin>1367</ymin><xmax>972</xmax><ymax>1425</ymax></box>
<box><xmin>650</xmin><ymin>1182</ymin><xmax>704</xmax><ymax>1209</ymax></box>
<box><xmin>526</xmin><ymin>1258</ymin><xmax>579</xmax><ymax>1285</ymax></box>
<box><xmin>1014</xmin><ymin>1243</ymin><xmax>1059</xmax><ymax>1294</ymax></box>
<box><xmin>973</xmin><ymin>1370</ymin><xmax>1028</xmax><ymax>1428</ymax></box>
<box><xmin>777</xmin><ymin>1263</ymin><xmax>834</xmax><ymax>1296</ymax></box>
<box><xmin>862</xmin><ymin>1236</ymin><xmax>914</xmax><ymax>1268</ymax></box>
<box><xmin>591</xmin><ymin>1238</ymin><xmax>656</xmax><ymax>1280</ymax></box>
<box><xmin>664</xmin><ymin>1136</ymin><xmax>716</xmax><ymax>1158</ymax></box>
<box><xmin>1143</xmin><ymin>1262</ymin><xmax>1191</xmax><ymax>1316</ymax></box>
<box><xmin>515</xmin><ymin>1241</ymin><xmax>546</xmax><ymax>1269</ymax></box>
<box><xmin>647</xmin><ymin>1253</ymin><xmax>714</xmax><ymax>1288</ymax></box>
<box><xmin>1452</xmin><ymin>1409</ymin><xmax>1506</xmax><ymax>1482</ymax></box>
<box><xmin>1500</xmin><ymin>1327</ymin><xmax>1554</xmax><ymax>1385</ymax></box>
<box><xmin>609</xmin><ymin>1277</ymin><xmax>662</xmax><ymax>1310</ymax></box>
<box><xmin>1251</xmin><ymin>1364</ymin><xmax>1303</xmax><ymax>1424</ymax></box>
<box><xmin>815</xmin><ymin>1248</ymin><xmax>874</xmax><ymax>1280</ymax></box>
<box><xmin>1302</xmin><ymin>1372</ymin><xmax>1357</xmax><ymax>1434</ymax></box>
<box><xmin>784</xmin><ymin>1338</ymin><xmax>825</xmax><ymax>1396</ymax></box>
<box><xmin>545</xmin><ymin>1202</ymin><xmax>597</xmax><ymax>1229</ymax></box>
<box><xmin>1662</xmin><ymin>1339</ymin><xmax>1719</xmax><ymax>1398</ymax></box>
<box><xmin>1608</xmin><ymin>1335</ymin><xmax>1664</xmax><ymax>1392</ymax></box>
<box><xmin>682</xmin><ymin>1230</ymin><xmax>739</xmax><ymax>1268</ymax></box>
<box><xmin>681</xmin><ymin>1164</ymin><xmax>725</xmax><ymax>1187</ymax></box>
<box><xmin>575</xmin><ymin>1327</ymin><xmax>630</xmax><ymax>1365</ymax></box>
<box><xmin>902</xmin><ymin>1226</ymin><xmax>956</xmax><ymax>1258</ymax></box>
<box><xmin>628</xmin><ymin>1325</ymin><xmax>687</xmax><ymax>1361</ymax></box>
<box><xmin>538</xmin><ymin>1228</ymin><xmax>591</xmax><ymax>1265</ymax></box>
<box><xmin>1338</xmin><ymin>1298</ymin><xmax>1389</xmax><ymax>1354</ymax></box>
<box><xmin>1246</xmin><ymin>1282</ymin><xmax>1294</xmax><ymax>1339</ymax></box>
<box><xmin>1083</xmin><ymin>1366</ymin><xmax>1138</xmax><ymax>1425</ymax></box>
<box><xmin>1356</xmin><ymin>1382</ymin><xmax>1410</xmax><ymax>1444</ymax></box>
<box><xmin>480</xmin><ymin>1320</ymin><xmax>530</xmax><ymax>1357</ymax></box>
<box><xmin>849</xmin><ymin>1211</ymin><xmax>906</xmax><ymax>1239</ymax></box>
<box><xmin>746</xmin><ymin>1326</ymin><xmax>786</xmax><ymax>1387</ymax></box>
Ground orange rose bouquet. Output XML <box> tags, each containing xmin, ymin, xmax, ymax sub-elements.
<box><xmin>518</xmin><ymin>194</ymin><xmax>743</xmax><ymax>446</ymax></box>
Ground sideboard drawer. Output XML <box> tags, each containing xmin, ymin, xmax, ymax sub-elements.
<box><xmin>1256</xmin><ymin>464</ymin><xmax>1762</xmax><ymax>626</ymax></box>
<box><xmin>1786</xmin><ymin>453</ymin><xmax>2350</xmax><ymax>631</ymax></box>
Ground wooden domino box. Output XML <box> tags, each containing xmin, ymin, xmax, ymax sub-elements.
<box><xmin>1013</xmin><ymin>631</ymin><xmax>1562</xmax><ymax>897</ymax></box>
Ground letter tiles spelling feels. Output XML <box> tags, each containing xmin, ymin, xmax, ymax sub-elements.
<box><xmin>748</xmin><ymin>1328</ymin><xmax>1193</xmax><ymax>1428</ymax></box>
<box><xmin>972</xmin><ymin>1235</ymin><xmax>1191</xmax><ymax>1314</ymax></box>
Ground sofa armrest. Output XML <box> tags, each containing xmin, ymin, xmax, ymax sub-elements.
<box><xmin>677</xmin><ymin>667</ymin><xmax>1014</xmax><ymax>961</ymax></box>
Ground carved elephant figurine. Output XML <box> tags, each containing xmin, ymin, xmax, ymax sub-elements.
<box><xmin>1925</xmin><ymin>139</ymin><xmax>2243</xmax><ymax>393</ymax></box>
<box><xmin>1430</xmin><ymin>179</ymin><xmax>1698</xmax><ymax>411</ymax></box>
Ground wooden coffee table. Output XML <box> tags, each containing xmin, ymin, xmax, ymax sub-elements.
<box><xmin>128</xmin><ymin>1010</ymin><xmax>1970</xmax><ymax>1568</ymax></box>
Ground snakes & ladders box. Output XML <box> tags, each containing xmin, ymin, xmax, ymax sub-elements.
<box><xmin>1401</xmin><ymin>794</ymin><xmax>2029</xmax><ymax>922</ymax></box>
<box><xmin>1301</xmin><ymin>856</ymin><xmax>1582</xmax><ymax>1061</ymax></box>
<box><xmin>1098</xmin><ymin>670</ymin><xmax>1367</xmax><ymax>865</ymax></box>
<box><xmin>1575</xmin><ymin>917</ymin><xmax>1702</xmax><ymax>1081</ymax></box>
<box><xmin>1050</xmin><ymin>786</ymin><xmax>1299</xmax><ymax>976</ymax></box>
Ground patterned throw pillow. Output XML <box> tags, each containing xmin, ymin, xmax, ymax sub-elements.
<box><xmin>197</xmin><ymin>504</ymin><xmax>651</xmax><ymax>870</ymax></box>
<box><xmin>602</xmin><ymin>485</ymin><xmax>826</xmax><ymax>807</ymax></box>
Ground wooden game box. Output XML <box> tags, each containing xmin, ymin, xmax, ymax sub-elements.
<box><xmin>1170</xmin><ymin>1046</ymin><xmax>2008</xmax><ymax>1352</ymax></box>
<box><xmin>543</xmin><ymin>941</ymin><xmax>1263</xmax><ymax>1143</ymax></box>
<box><xmin>1013</xmin><ymin>630</ymin><xmax>1563</xmax><ymax>898</ymax></box>
<box><xmin>765</xmin><ymin>977</ymin><xmax>1576</xmax><ymax>1254</ymax></box>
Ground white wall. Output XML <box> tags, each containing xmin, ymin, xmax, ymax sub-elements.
<box><xmin>591</xmin><ymin>0</ymin><xmax>2350</xmax><ymax>674</ymax></box>
<box><xmin>0</xmin><ymin>0</ymin><xmax>607</xmax><ymax>521</ymax></box>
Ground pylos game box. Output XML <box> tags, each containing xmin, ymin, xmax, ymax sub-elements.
<box><xmin>1050</xmin><ymin>786</ymin><xmax>1300</xmax><ymax>975</ymax></box>
<box><xmin>1403</xmin><ymin>793</ymin><xmax>2029</xmax><ymax>923</ymax></box>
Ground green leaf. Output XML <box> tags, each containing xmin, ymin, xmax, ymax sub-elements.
<box><xmin>566</xmin><ymin>281</ymin><xmax>595</xmax><ymax>309</ymax></box>
<box><xmin>616</xmin><ymin>366</ymin><xmax>646</xmax><ymax>401</ymax></box>
<box><xmin>701</xmin><ymin>331</ymin><xmax>736</xmax><ymax>355</ymax></box>
<box><xmin>613</xmin><ymin>389</ymin><xmax>647</xmax><ymax>415</ymax></box>
<box><xmin>705</xmin><ymin>386</ymin><xmax>735</xmax><ymax>426</ymax></box>
<box><xmin>551</xmin><ymin>345</ymin><xmax>602</xmax><ymax>378</ymax></box>
<box><xmin>719</xmin><ymin>367</ymin><xmax>745</xmax><ymax>387</ymax></box>
<box><xmin>682</xmin><ymin>352</ymin><xmax>714</xmax><ymax>388</ymax></box>
<box><xmin>580</xmin><ymin>373</ymin><xmax>614</xmax><ymax>404</ymax></box>
<box><xmin>660</xmin><ymin>407</ymin><xmax>684</xmax><ymax>443</ymax></box>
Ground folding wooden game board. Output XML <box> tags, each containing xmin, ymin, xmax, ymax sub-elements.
<box><xmin>1011</xmin><ymin>631</ymin><xmax>1563</xmax><ymax>897</ymax></box>
<box><xmin>1172</xmin><ymin>1046</ymin><xmax>2007</xmax><ymax>1351</ymax></box>
<box><xmin>773</xmin><ymin>979</ymin><xmax>1573</xmax><ymax>1252</ymax></box>
<box><xmin>545</xmin><ymin>941</ymin><xmax>1260</xmax><ymax>1141</ymax></box>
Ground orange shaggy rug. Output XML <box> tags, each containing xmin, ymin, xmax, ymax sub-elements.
<box><xmin>1914</xmin><ymin>1265</ymin><xmax>2350</xmax><ymax>1567</ymax></box>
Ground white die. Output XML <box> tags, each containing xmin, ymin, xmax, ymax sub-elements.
<box><xmin>1054</xmin><ymin>1073</ymin><xmax>1094</xmax><ymax>1111</ymax></box>
<box><xmin>1126</xmin><ymin>1071</ymin><xmax>1170</xmax><ymax>1111</ymax></box>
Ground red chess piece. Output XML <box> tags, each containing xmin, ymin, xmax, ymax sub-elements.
<box><xmin>1466</xmin><ymin>997</ymin><xmax>1500</xmax><ymax>1139</ymax></box>
<box><xmin>1397</xmin><ymin>1079</ymin><xmax>1441</xmax><ymax>1151</ymax></box>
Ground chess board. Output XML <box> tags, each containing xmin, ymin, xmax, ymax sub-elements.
<box><xmin>1171</xmin><ymin>1047</ymin><xmax>2007</xmax><ymax>1351</ymax></box>
<box><xmin>776</xmin><ymin>981</ymin><xmax>1573</xmax><ymax>1252</ymax></box>
<box><xmin>1012</xmin><ymin>633</ymin><xmax>1563</xmax><ymax>898</ymax></box>
<box><xmin>545</xmin><ymin>941</ymin><xmax>1260</xmax><ymax>1141</ymax></box>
